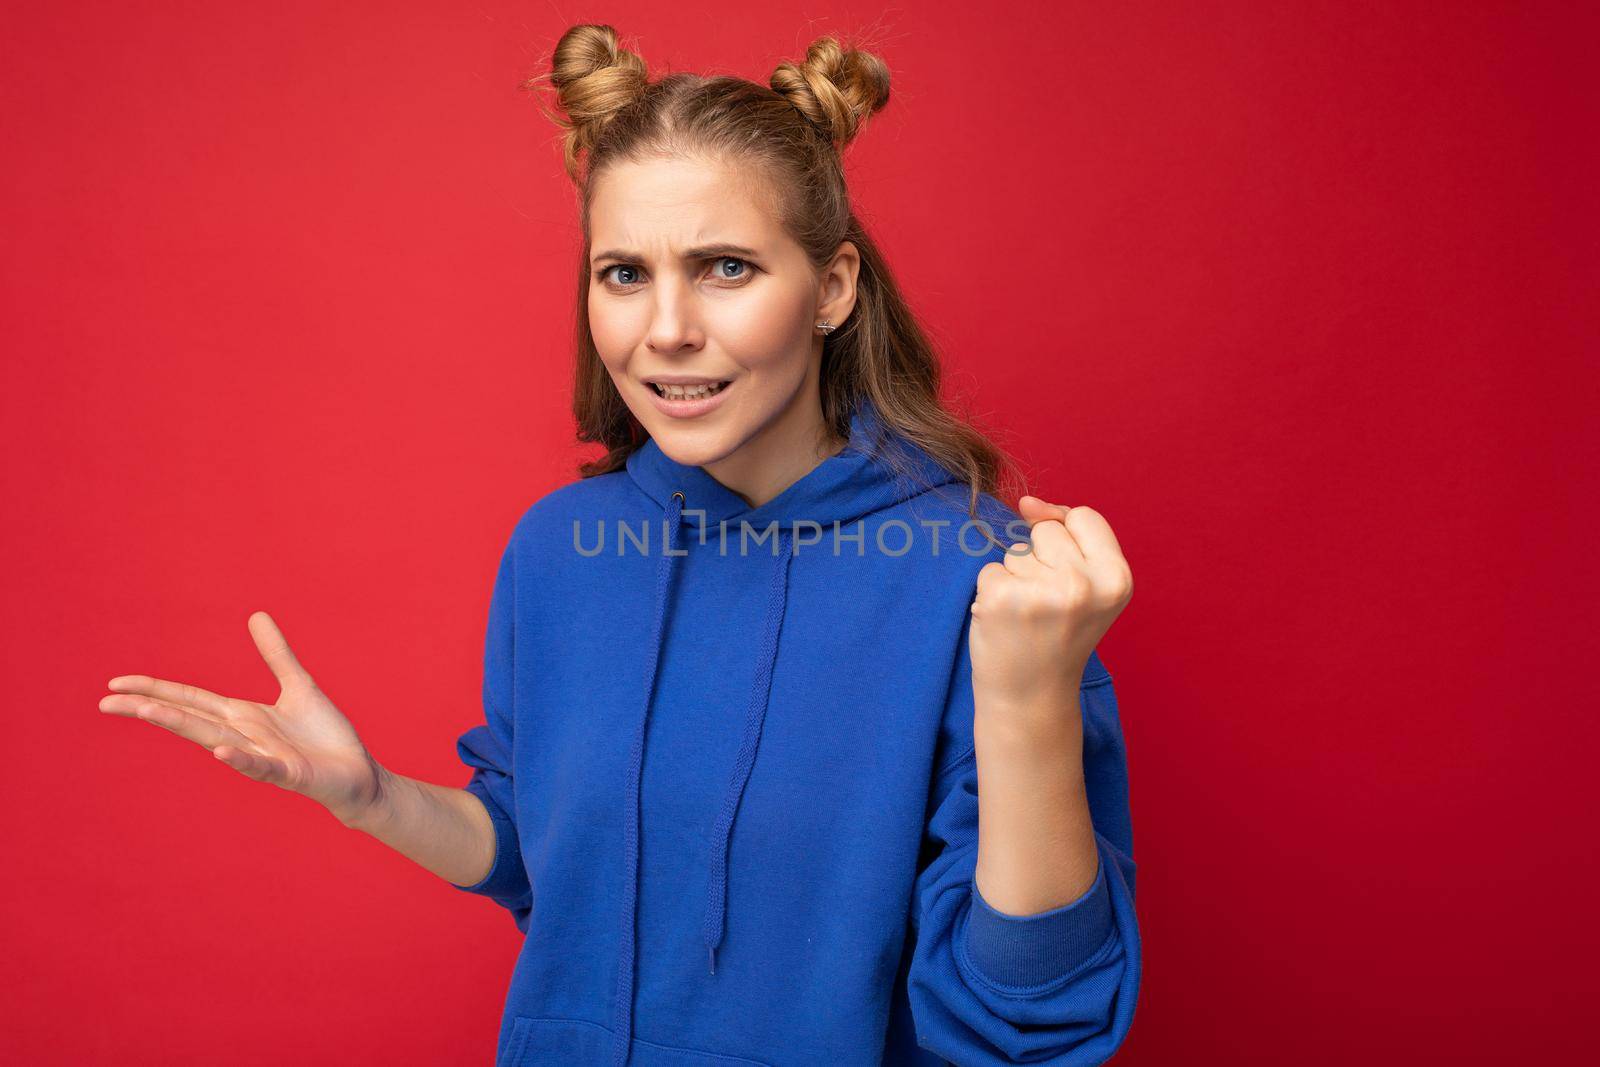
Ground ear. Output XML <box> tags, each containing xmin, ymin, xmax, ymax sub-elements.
<box><xmin>815</xmin><ymin>241</ymin><xmax>860</xmax><ymax>332</ymax></box>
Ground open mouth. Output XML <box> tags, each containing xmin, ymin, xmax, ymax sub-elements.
<box><xmin>650</xmin><ymin>380</ymin><xmax>732</xmax><ymax>400</ymax></box>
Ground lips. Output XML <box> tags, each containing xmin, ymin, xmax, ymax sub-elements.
<box><xmin>650</xmin><ymin>380</ymin><xmax>731</xmax><ymax>399</ymax></box>
<box><xmin>644</xmin><ymin>376</ymin><xmax>735</xmax><ymax>419</ymax></box>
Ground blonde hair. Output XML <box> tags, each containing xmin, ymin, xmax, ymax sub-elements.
<box><xmin>524</xmin><ymin>24</ymin><xmax>1029</xmax><ymax>526</ymax></box>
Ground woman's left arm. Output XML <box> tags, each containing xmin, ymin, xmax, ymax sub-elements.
<box><xmin>904</xmin><ymin>498</ymin><xmax>1140</xmax><ymax>1066</ymax></box>
<box><xmin>969</xmin><ymin>497</ymin><xmax>1134</xmax><ymax>917</ymax></box>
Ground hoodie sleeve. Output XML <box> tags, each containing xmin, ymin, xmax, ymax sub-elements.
<box><xmin>449</xmin><ymin>533</ymin><xmax>535</xmax><ymax>934</ymax></box>
<box><xmin>905</xmin><ymin>621</ymin><xmax>1141</xmax><ymax>1065</ymax></box>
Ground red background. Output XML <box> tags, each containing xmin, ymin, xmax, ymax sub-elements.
<box><xmin>4</xmin><ymin>2</ymin><xmax>1595</xmax><ymax>1063</ymax></box>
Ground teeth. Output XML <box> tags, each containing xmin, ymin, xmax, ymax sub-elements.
<box><xmin>654</xmin><ymin>380</ymin><xmax>728</xmax><ymax>400</ymax></box>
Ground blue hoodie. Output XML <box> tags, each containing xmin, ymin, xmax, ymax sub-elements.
<box><xmin>451</xmin><ymin>397</ymin><xmax>1140</xmax><ymax>1066</ymax></box>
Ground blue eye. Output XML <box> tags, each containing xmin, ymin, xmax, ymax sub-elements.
<box><xmin>595</xmin><ymin>257</ymin><xmax>756</xmax><ymax>289</ymax></box>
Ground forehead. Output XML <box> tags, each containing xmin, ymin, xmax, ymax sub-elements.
<box><xmin>588</xmin><ymin>155</ymin><xmax>783</xmax><ymax>248</ymax></box>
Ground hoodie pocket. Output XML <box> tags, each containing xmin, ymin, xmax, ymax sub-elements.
<box><xmin>501</xmin><ymin>1015</ymin><xmax>773</xmax><ymax>1067</ymax></box>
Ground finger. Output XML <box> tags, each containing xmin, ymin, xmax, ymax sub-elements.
<box><xmin>1060</xmin><ymin>505</ymin><xmax>1126</xmax><ymax>564</ymax></box>
<box><xmin>122</xmin><ymin>698</ymin><xmax>257</xmax><ymax>753</ymax></box>
<box><xmin>1018</xmin><ymin>495</ymin><xmax>1072</xmax><ymax>523</ymax></box>
<box><xmin>1018</xmin><ymin>518</ymin><xmax>1084</xmax><ymax>569</ymax></box>
<box><xmin>99</xmin><ymin>692</ymin><xmax>227</xmax><ymax>728</ymax></box>
<box><xmin>212</xmin><ymin>744</ymin><xmax>289</xmax><ymax>785</ymax></box>
<box><xmin>248</xmin><ymin>611</ymin><xmax>316</xmax><ymax>692</ymax></box>
<box><xmin>973</xmin><ymin>559</ymin><xmax>1008</xmax><ymax>608</ymax></box>
<box><xmin>105</xmin><ymin>674</ymin><xmax>234</xmax><ymax>717</ymax></box>
<box><xmin>1002</xmin><ymin>539</ymin><xmax>1049</xmax><ymax>577</ymax></box>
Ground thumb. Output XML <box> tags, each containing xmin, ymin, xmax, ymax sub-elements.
<box><xmin>1018</xmin><ymin>494</ymin><xmax>1072</xmax><ymax>522</ymax></box>
<box><xmin>248</xmin><ymin>610</ymin><xmax>316</xmax><ymax>691</ymax></box>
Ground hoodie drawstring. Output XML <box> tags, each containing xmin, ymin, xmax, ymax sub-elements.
<box><xmin>611</xmin><ymin>491</ymin><xmax>794</xmax><ymax>1067</ymax></box>
<box><xmin>704</xmin><ymin>522</ymin><xmax>793</xmax><ymax>976</ymax></box>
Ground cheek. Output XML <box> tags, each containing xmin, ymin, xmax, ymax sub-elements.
<box><xmin>714</xmin><ymin>285</ymin><xmax>814</xmax><ymax>369</ymax></box>
<box><xmin>588</xmin><ymin>295</ymin><xmax>637</xmax><ymax>367</ymax></box>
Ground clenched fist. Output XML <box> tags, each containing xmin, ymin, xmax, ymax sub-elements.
<box><xmin>968</xmin><ymin>496</ymin><xmax>1134</xmax><ymax>738</ymax></box>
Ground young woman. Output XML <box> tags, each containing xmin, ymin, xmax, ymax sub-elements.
<box><xmin>100</xmin><ymin>25</ymin><xmax>1140</xmax><ymax>1067</ymax></box>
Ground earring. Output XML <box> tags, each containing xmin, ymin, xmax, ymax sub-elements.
<box><xmin>815</xmin><ymin>320</ymin><xmax>836</xmax><ymax>335</ymax></box>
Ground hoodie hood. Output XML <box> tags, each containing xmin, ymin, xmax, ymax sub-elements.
<box><xmin>625</xmin><ymin>394</ymin><xmax>963</xmax><ymax>533</ymax></box>
<box><xmin>608</xmin><ymin>395</ymin><xmax>962</xmax><ymax>1065</ymax></box>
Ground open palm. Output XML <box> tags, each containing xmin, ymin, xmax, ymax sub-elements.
<box><xmin>100</xmin><ymin>610</ymin><xmax>386</xmax><ymax>826</ymax></box>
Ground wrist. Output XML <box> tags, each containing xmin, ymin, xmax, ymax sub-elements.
<box><xmin>974</xmin><ymin>687</ymin><xmax>1085</xmax><ymax>757</ymax></box>
<box><xmin>338</xmin><ymin>763</ymin><xmax>400</xmax><ymax>834</ymax></box>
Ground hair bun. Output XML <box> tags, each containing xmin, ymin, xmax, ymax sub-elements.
<box><xmin>526</xmin><ymin>24</ymin><xmax>650</xmax><ymax>180</ymax></box>
<box><xmin>770</xmin><ymin>36</ymin><xmax>891</xmax><ymax>149</ymax></box>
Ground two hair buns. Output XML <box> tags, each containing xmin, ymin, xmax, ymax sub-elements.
<box><xmin>531</xmin><ymin>24</ymin><xmax>891</xmax><ymax>179</ymax></box>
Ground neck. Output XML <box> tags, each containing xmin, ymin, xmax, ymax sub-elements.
<box><xmin>702</xmin><ymin>384</ymin><xmax>846</xmax><ymax>510</ymax></box>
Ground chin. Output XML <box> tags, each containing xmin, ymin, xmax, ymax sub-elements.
<box><xmin>647</xmin><ymin>421</ymin><xmax>741</xmax><ymax>468</ymax></box>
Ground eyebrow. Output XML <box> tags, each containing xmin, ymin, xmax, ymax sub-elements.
<box><xmin>590</xmin><ymin>242</ymin><xmax>761</xmax><ymax>268</ymax></box>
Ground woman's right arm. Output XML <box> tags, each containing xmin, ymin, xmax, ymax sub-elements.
<box><xmin>100</xmin><ymin>609</ymin><xmax>497</xmax><ymax>890</ymax></box>
<box><xmin>341</xmin><ymin>767</ymin><xmax>497</xmax><ymax>889</ymax></box>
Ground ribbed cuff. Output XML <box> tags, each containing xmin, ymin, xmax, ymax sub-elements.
<box><xmin>451</xmin><ymin>777</ymin><xmax>527</xmax><ymax>898</ymax></box>
<box><xmin>963</xmin><ymin>851</ymin><xmax>1115</xmax><ymax>989</ymax></box>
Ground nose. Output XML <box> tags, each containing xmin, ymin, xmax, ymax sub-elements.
<box><xmin>645</xmin><ymin>277</ymin><xmax>704</xmax><ymax>355</ymax></box>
